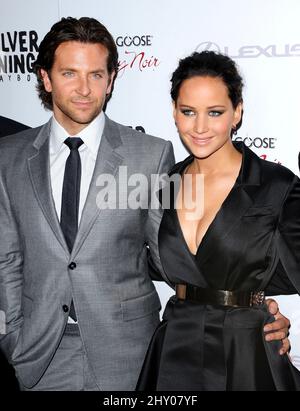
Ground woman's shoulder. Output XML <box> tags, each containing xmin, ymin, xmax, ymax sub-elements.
<box><xmin>258</xmin><ymin>153</ymin><xmax>297</xmax><ymax>185</ymax></box>
<box><xmin>242</xmin><ymin>142</ymin><xmax>298</xmax><ymax>186</ymax></box>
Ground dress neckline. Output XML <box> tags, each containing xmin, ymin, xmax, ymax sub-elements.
<box><xmin>174</xmin><ymin>153</ymin><xmax>244</xmax><ymax>258</ymax></box>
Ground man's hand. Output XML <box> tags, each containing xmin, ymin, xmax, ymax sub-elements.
<box><xmin>264</xmin><ymin>299</ymin><xmax>290</xmax><ymax>355</ymax></box>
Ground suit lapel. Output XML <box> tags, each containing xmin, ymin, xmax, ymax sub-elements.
<box><xmin>71</xmin><ymin>116</ymin><xmax>124</xmax><ymax>258</ymax></box>
<box><xmin>27</xmin><ymin>121</ymin><xmax>69</xmax><ymax>255</ymax></box>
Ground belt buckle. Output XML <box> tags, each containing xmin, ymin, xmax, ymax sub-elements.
<box><xmin>250</xmin><ymin>291</ymin><xmax>265</xmax><ymax>306</ymax></box>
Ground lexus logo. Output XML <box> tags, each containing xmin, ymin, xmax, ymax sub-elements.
<box><xmin>195</xmin><ymin>41</ymin><xmax>221</xmax><ymax>53</ymax></box>
<box><xmin>194</xmin><ymin>41</ymin><xmax>300</xmax><ymax>58</ymax></box>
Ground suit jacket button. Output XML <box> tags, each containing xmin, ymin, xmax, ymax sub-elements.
<box><xmin>68</xmin><ymin>262</ymin><xmax>76</xmax><ymax>270</ymax></box>
<box><xmin>62</xmin><ymin>305</ymin><xmax>69</xmax><ymax>313</ymax></box>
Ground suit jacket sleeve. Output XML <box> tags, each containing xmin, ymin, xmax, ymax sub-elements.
<box><xmin>275</xmin><ymin>174</ymin><xmax>300</xmax><ymax>294</ymax></box>
<box><xmin>0</xmin><ymin>173</ymin><xmax>23</xmax><ymax>360</ymax></box>
<box><xmin>148</xmin><ymin>140</ymin><xmax>175</xmax><ymax>281</ymax></box>
<box><xmin>156</xmin><ymin>140</ymin><xmax>175</xmax><ymax>175</ymax></box>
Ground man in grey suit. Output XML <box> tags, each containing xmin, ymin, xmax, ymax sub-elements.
<box><xmin>0</xmin><ymin>17</ymin><xmax>174</xmax><ymax>391</ymax></box>
<box><xmin>0</xmin><ymin>17</ymin><xmax>290</xmax><ymax>391</ymax></box>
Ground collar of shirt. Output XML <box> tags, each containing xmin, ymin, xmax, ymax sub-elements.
<box><xmin>50</xmin><ymin>111</ymin><xmax>105</xmax><ymax>161</ymax></box>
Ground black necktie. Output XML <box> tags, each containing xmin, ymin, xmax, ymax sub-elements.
<box><xmin>61</xmin><ymin>137</ymin><xmax>84</xmax><ymax>321</ymax></box>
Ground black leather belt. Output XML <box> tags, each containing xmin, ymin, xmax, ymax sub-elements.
<box><xmin>176</xmin><ymin>284</ymin><xmax>265</xmax><ymax>307</ymax></box>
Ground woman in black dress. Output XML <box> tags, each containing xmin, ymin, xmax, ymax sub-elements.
<box><xmin>137</xmin><ymin>51</ymin><xmax>300</xmax><ymax>390</ymax></box>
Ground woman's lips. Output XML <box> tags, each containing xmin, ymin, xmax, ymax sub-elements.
<box><xmin>191</xmin><ymin>136</ymin><xmax>214</xmax><ymax>145</ymax></box>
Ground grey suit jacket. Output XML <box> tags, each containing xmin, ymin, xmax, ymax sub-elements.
<box><xmin>0</xmin><ymin>115</ymin><xmax>174</xmax><ymax>390</ymax></box>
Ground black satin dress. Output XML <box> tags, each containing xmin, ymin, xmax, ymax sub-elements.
<box><xmin>137</xmin><ymin>144</ymin><xmax>300</xmax><ymax>391</ymax></box>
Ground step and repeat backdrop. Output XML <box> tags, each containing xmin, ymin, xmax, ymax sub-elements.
<box><xmin>1</xmin><ymin>0</ymin><xmax>300</xmax><ymax>368</ymax></box>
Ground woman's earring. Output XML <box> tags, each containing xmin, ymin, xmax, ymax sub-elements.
<box><xmin>232</xmin><ymin>125</ymin><xmax>237</xmax><ymax>135</ymax></box>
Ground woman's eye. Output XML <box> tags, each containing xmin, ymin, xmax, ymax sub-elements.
<box><xmin>181</xmin><ymin>109</ymin><xmax>195</xmax><ymax>117</ymax></box>
<box><xmin>209</xmin><ymin>110</ymin><xmax>223</xmax><ymax>117</ymax></box>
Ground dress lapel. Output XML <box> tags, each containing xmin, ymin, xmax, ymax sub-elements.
<box><xmin>196</xmin><ymin>142</ymin><xmax>262</xmax><ymax>265</ymax></box>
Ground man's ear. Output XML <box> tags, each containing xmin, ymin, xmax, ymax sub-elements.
<box><xmin>106</xmin><ymin>71</ymin><xmax>116</xmax><ymax>95</ymax></box>
<box><xmin>40</xmin><ymin>69</ymin><xmax>52</xmax><ymax>93</ymax></box>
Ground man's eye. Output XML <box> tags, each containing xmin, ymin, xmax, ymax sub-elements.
<box><xmin>181</xmin><ymin>109</ymin><xmax>195</xmax><ymax>117</ymax></box>
<box><xmin>93</xmin><ymin>73</ymin><xmax>102</xmax><ymax>79</ymax></box>
<box><xmin>209</xmin><ymin>111</ymin><xmax>223</xmax><ymax>117</ymax></box>
<box><xmin>63</xmin><ymin>72</ymin><xmax>74</xmax><ymax>77</ymax></box>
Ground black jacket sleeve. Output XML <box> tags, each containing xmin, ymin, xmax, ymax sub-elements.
<box><xmin>274</xmin><ymin>175</ymin><xmax>300</xmax><ymax>294</ymax></box>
